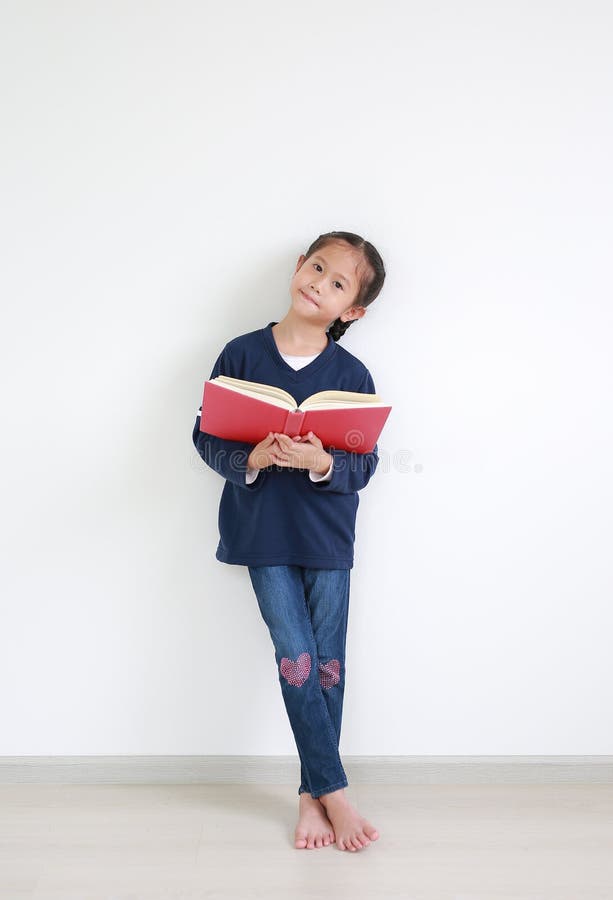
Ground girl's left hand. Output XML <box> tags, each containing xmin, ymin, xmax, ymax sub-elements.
<box><xmin>272</xmin><ymin>431</ymin><xmax>332</xmax><ymax>474</ymax></box>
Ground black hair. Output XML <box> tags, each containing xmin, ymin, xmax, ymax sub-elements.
<box><xmin>302</xmin><ymin>230</ymin><xmax>386</xmax><ymax>342</ymax></box>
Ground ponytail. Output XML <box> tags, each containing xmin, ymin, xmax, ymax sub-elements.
<box><xmin>327</xmin><ymin>318</ymin><xmax>356</xmax><ymax>342</ymax></box>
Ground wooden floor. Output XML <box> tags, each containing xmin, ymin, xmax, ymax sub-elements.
<box><xmin>2</xmin><ymin>782</ymin><xmax>612</xmax><ymax>899</ymax></box>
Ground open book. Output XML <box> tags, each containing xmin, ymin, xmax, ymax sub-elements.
<box><xmin>199</xmin><ymin>375</ymin><xmax>392</xmax><ymax>453</ymax></box>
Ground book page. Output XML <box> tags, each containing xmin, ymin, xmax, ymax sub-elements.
<box><xmin>211</xmin><ymin>377</ymin><xmax>388</xmax><ymax>413</ymax></box>
<box><xmin>212</xmin><ymin>375</ymin><xmax>296</xmax><ymax>410</ymax></box>
<box><xmin>299</xmin><ymin>390</ymin><xmax>384</xmax><ymax>410</ymax></box>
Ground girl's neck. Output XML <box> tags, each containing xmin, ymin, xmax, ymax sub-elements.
<box><xmin>272</xmin><ymin>313</ymin><xmax>329</xmax><ymax>356</ymax></box>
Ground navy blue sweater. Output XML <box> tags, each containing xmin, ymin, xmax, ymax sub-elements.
<box><xmin>192</xmin><ymin>321</ymin><xmax>380</xmax><ymax>569</ymax></box>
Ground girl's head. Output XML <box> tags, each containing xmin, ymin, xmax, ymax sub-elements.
<box><xmin>290</xmin><ymin>231</ymin><xmax>386</xmax><ymax>342</ymax></box>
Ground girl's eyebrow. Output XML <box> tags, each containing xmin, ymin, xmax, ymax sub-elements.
<box><xmin>312</xmin><ymin>255</ymin><xmax>352</xmax><ymax>286</ymax></box>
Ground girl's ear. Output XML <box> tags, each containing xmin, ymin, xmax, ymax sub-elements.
<box><xmin>343</xmin><ymin>306</ymin><xmax>366</xmax><ymax>322</ymax></box>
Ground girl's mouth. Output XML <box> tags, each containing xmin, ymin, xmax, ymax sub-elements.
<box><xmin>300</xmin><ymin>290</ymin><xmax>319</xmax><ymax>307</ymax></box>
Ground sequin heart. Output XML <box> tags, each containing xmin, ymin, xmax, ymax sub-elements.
<box><xmin>318</xmin><ymin>659</ymin><xmax>340</xmax><ymax>689</ymax></box>
<box><xmin>280</xmin><ymin>652</ymin><xmax>311</xmax><ymax>687</ymax></box>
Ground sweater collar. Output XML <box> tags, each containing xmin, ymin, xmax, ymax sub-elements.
<box><xmin>262</xmin><ymin>322</ymin><xmax>337</xmax><ymax>381</ymax></box>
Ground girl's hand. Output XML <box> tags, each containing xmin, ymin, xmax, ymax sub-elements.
<box><xmin>271</xmin><ymin>431</ymin><xmax>333</xmax><ymax>474</ymax></box>
<box><xmin>247</xmin><ymin>433</ymin><xmax>284</xmax><ymax>470</ymax></box>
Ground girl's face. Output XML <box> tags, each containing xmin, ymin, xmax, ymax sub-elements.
<box><xmin>289</xmin><ymin>241</ymin><xmax>367</xmax><ymax>329</ymax></box>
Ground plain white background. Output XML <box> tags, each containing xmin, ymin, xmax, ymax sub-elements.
<box><xmin>1</xmin><ymin>1</ymin><xmax>611</xmax><ymax>756</ymax></box>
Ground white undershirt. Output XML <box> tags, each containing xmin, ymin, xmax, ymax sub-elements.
<box><xmin>245</xmin><ymin>350</ymin><xmax>334</xmax><ymax>483</ymax></box>
<box><xmin>279</xmin><ymin>352</ymin><xmax>319</xmax><ymax>369</ymax></box>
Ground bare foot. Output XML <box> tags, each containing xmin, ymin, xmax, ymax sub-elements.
<box><xmin>318</xmin><ymin>788</ymin><xmax>380</xmax><ymax>851</ymax></box>
<box><xmin>294</xmin><ymin>792</ymin><xmax>336</xmax><ymax>849</ymax></box>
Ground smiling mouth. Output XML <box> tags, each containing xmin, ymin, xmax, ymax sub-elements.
<box><xmin>300</xmin><ymin>290</ymin><xmax>319</xmax><ymax>307</ymax></box>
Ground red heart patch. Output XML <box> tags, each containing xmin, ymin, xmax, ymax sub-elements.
<box><xmin>318</xmin><ymin>659</ymin><xmax>340</xmax><ymax>689</ymax></box>
<box><xmin>280</xmin><ymin>652</ymin><xmax>311</xmax><ymax>687</ymax></box>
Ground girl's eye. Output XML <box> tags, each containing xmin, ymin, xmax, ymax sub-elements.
<box><xmin>312</xmin><ymin>263</ymin><xmax>343</xmax><ymax>289</ymax></box>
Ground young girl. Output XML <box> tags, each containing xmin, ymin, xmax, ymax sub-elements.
<box><xmin>192</xmin><ymin>231</ymin><xmax>385</xmax><ymax>852</ymax></box>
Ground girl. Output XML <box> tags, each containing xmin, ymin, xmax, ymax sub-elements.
<box><xmin>192</xmin><ymin>231</ymin><xmax>385</xmax><ymax>852</ymax></box>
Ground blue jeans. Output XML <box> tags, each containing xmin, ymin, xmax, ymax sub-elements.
<box><xmin>247</xmin><ymin>565</ymin><xmax>351</xmax><ymax>799</ymax></box>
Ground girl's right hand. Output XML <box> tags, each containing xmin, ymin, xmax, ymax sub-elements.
<box><xmin>247</xmin><ymin>432</ymin><xmax>289</xmax><ymax>470</ymax></box>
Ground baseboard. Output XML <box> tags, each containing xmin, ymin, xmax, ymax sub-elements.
<box><xmin>1</xmin><ymin>756</ymin><xmax>612</xmax><ymax>784</ymax></box>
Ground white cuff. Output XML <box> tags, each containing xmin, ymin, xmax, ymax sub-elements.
<box><xmin>309</xmin><ymin>457</ymin><xmax>334</xmax><ymax>482</ymax></box>
<box><xmin>245</xmin><ymin>467</ymin><xmax>260</xmax><ymax>484</ymax></box>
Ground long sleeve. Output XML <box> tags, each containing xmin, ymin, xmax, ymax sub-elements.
<box><xmin>308</xmin><ymin>368</ymin><xmax>380</xmax><ymax>495</ymax></box>
<box><xmin>192</xmin><ymin>345</ymin><xmax>266</xmax><ymax>491</ymax></box>
<box><xmin>245</xmin><ymin>452</ymin><xmax>334</xmax><ymax>484</ymax></box>
<box><xmin>309</xmin><ymin>456</ymin><xmax>334</xmax><ymax>482</ymax></box>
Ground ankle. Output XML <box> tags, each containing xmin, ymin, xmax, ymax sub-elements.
<box><xmin>318</xmin><ymin>787</ymin><xmax>346</xmax><ymax>806</ymax></box>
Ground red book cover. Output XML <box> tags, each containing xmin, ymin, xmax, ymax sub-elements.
<box><xmin>199</xmin><ymin>377</ymin><xmax>392</xmax><ymax>454</ymax></box>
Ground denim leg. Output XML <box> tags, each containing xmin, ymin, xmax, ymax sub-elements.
<box><xmin>297</xmin><ymin>567</ymin><xmax>350</xmax><ymax>796</ymax></box>
<box><xmin>248</xmin><ymin>565</ymin><xmax>349</xmax><ymax>800</ymax></box>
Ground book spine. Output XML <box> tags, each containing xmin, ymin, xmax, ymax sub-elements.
<box><xmin>283</xmin><ymin>409</ymin><xmax>305</xmax><ymax>435</ymax></box>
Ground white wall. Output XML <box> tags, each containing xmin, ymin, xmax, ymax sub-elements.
<box><xmin>1</xmin><ymin>1</ymin><xmax>611</xmax><ymax>756</ymax></box>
